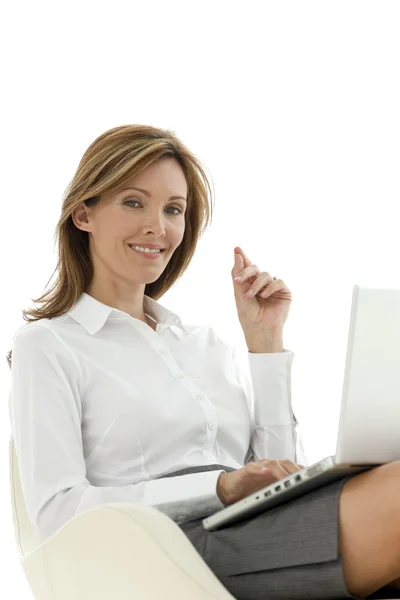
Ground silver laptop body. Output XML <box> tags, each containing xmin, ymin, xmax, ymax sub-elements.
<box><xmin>203</xmin><ymin>285</ymin><xmax>400</xmax><ymax>532</ymax></box>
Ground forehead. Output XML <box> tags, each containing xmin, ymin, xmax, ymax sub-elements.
<box><xmin>119</xmin><ymin>158</ymin><xmax>187</xmax><ymax>190</ymax></box>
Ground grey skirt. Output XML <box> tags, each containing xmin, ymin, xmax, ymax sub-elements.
<box><xmin>159</xmin><ymin>464</ymin><xmax>398</xmax><ymax>600</ymax></box>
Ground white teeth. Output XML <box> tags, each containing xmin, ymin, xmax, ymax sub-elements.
<box><xmin>130</xmin><ymin>245</ymin><xmax>161</xmax><ymax>254</ymax></box>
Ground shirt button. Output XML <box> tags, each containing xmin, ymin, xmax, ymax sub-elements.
<box><xmin>157</xmin><ymin>348</ymin><xmax>168</xmax><ymax>356</ymax></box>
<box><xmin>205</xmin><ymin>453</ymin><xmax>214</xmax><ymax>461</ymax></box>
<box><xmin>208</xmin><ymin>422</ymin><xmax>216</xmax><ymax>430</ymax></box>
<box><xmin>195</xmin><ymin>394</ymin><xmax>204</xmax><ymax>401</ymax></box>
<box><xmin>176</xmin><ymin>373</ymin><xmax>185</xmax><ymax>380</ymax></box>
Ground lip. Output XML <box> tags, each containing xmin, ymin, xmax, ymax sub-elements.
<box><xmin>128</xmin><ymin>245</ymin><xmax>165</xmax><ymax>260</ymax></box>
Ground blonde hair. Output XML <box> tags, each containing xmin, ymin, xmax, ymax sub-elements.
<box><xmin>6</xmin><ymin>124</ymin><xmax>214</xmax><ymax>369</ymax></box>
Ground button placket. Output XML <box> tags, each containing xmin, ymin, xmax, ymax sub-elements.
<box><xmin>150</xmin><ymin>346</ymin><xmax>219</xmax><ymax>460</ymax></box>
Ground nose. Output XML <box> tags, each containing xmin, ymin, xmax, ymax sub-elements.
<box><xmin>140</xmin><ymin>210</ymin><xmax>168</xmax><ymax>237</ymax></box>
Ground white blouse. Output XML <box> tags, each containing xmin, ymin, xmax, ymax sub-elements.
<box><xmin>8</xmin><ymin>291</ymin><xmax>307</xmax><ymax>543</ymax></box>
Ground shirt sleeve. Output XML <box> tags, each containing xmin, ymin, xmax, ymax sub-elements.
<box><xmin>231</xmin><ymin>345</ymin><xmax>309</xmax><ymax>467</ymax></box>
<box><xmin>8</xmin><ymin>325</ymin><xmax>226</xmax><ymax>544</ymax></box>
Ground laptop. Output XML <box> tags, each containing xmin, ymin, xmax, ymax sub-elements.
<box><xmin>203</xmin><ymin>285</ymin><xmax>400</xmax><ymax>532</ymax></box>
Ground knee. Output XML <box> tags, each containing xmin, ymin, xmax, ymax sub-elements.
<box><xmin>342</xmin><ymin>460</ymin><xmax>400</xmax><ymax>510</ymax></box>
<box><xmin>373</xmin><ymin>459</ymin><xmax>400</xmax><ymax>478</ymax></box>
<box><xmin>367</xmin><ymin>460</ymin><xmax>400</xmax><ymax>496</ymax></box>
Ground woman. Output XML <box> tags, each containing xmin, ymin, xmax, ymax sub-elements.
<box><xmin>7</xmin><ymin>124</ymin><xmax>400</xmax><ymax>600</ymax></box>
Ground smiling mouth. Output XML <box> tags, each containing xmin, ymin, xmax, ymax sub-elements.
<box><xmin>128</xmin><ymin>244</ymin><xmax>166</xmax><ymax>252</ymax></box>
<box><xmin>127</xmin><ymin>245</ymin><xmax>166</xmax><ymax>259</ymax></box>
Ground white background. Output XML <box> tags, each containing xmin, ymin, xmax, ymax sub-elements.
<box><xmin>1</xmin><ymin>1</ymin><xmax>400</xmax><ymax>597</ymax></box>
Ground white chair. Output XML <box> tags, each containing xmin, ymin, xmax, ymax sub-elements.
<box><xmin>9</xmin><ymin>436</ymin><xmax>236</xmax><ymax>600</ymax></box>
<box><xmin>10</xmin><ymin>435</ymin><xmax>396</xmax><ymax>600</ymax></box>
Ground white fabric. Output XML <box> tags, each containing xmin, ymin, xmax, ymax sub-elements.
<box><xmin>8</xmin><ymin>291</ymin><xmax>307</xmax><ymax>543</ymax></box>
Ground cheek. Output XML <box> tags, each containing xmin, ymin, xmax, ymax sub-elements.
<box><xmin>154</xmin><ymin>224</ymin><xmax>182</xmax><ymax>252</ymax></box>
<box><xmin>173</xmin><ymin>221</ymin><xmax>186</xmax><ymax>244</ymax></box>
<box><xmin>98</xmin><ymin>213</ymin><xmax>124</xmax><ymax>236</ymax></box>
<box><xmin>175</xmin><ymin>229</ymin><xmax>185</xmax><ymax>244</ymax></box>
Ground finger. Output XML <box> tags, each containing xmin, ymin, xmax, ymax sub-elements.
<box><xmin>275</xmin><ymin>460</ymin><xmax>292</xmax><ymax>476</ymax></box>
<box><xmin>234</xmin><ymin>246</ymin><xmax>252</xmax><ymax>269</ymax></box>
<box><xmin>245</xmin><ymin>273</ymin><xmax>274</xmax><ymax>297</ymax></box>
<box><xmin>249</xmin><ymin>462</ymin><xmax>270</xmax><ymax>474</ymax></box>
<box><xmin>233</xmin><ymin>264</ymin><xmax>259</xmax><ymax>283</ymax></box>
<box><xmin>260</xmin><ymin>459</ymin><xmax>291</xmax><ymax>480</ymax></box>
<box><xmin>259</xmin><ymin>280</ymin><xmax>279</xmax><ymax>298</ymax></box>
<box><xmin>280</xmin><ymin>460</ymin><xmax>303</xmax><ymax>474</ymax></box>
<box><xmin>232</xmin><ymin>252</ymin><xmax>247</xmax><ymax>282</ymax></box>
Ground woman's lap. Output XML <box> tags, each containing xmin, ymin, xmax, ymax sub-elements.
<box><xmin>178</xmin><ymin>475</ymin><xmax>392</xmax><ymax>600</ymax></box>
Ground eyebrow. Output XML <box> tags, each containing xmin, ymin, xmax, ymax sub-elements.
<box><xmin>120</xmin><ymin>186</ymin><xmax>187</xmax><ymax>203</ymax></box>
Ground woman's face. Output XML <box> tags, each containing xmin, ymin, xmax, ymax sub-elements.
<box><xmin>72</xmin><ymin>157</ymin><xmax>188</xmax><ymax>286</ymax></box>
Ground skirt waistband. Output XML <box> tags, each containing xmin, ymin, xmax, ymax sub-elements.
<box><xmin>157</xmin><ymin>463</ymin><xmax>237</xmax><ymax>478</ymax></box>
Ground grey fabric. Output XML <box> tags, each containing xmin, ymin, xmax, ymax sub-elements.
<box><xmin>158</xmin><ymin>464</ymin><xmax>397</xmax><ymax>600</ymax></box>
<box><xmin>157</xmin><ymin>463</ymin><xmax>236</xmax><ymax>477</ymax></box>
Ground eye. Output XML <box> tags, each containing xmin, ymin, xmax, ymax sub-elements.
<box><xmin>123</xmin><ymin>199</ymin><xmax>183</xmax><ymax>215</ymax></box>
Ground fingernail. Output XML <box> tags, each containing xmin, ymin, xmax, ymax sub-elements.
<box><xmin>234</xmin><ymin>276</ymin><xmax>242</xmax><ymax>281</ymax></box>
